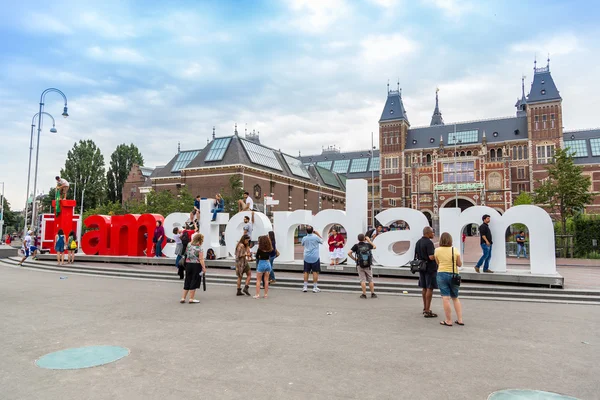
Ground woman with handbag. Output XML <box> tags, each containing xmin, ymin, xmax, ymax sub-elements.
<box><xmin>434</xmin><ymin>232</ymin><xmax>464</xmax><ymax>327</ymax></box>
<box><xmin>180</xmin><ymin>233</ymin><xmax>206</xmax><ymax>304</ymax></box>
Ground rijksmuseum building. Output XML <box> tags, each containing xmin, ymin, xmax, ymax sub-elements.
<box><xmin>124</xmin><ymin>61</ymin><xmax>600</xmax><ymax>228</ymax></box>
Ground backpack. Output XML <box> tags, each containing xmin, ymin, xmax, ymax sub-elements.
<box><xmin>355</xmin><ymin>242</ymin><xmax>372</xmax><ymax>268</ymax></box>
<box><xmin>206</xmin><ymin>248</ymin><xmax>216</xmax><ymax>260</ymax></box>
<box><xmin>69</xmin><ymin>237</ymin><xmax>77</xmax><ymax>250</ymax></box>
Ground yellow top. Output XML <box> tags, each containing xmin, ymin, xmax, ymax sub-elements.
<box><xmin>434</xmin><ymin>246</ymin><xmax>460</xmax><ymax>273</ymax></box>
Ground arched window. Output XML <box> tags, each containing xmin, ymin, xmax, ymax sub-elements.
<box><xmin>512</xmin><ymin>146</ymin><xmax>517</xmax><ymax>160</ymax></box>
<box><xmin>497</xmin><ymin>148</ymin><xmax>503</xmax><ymax>159</ymax></box>
<box><xmin>460</xmin><ymin>151</ymin><xmax>465</xmax><ymax>157</ymax></box>
<box><xmin>426</xmin><ymin>154</ymin><xmax>432</xmax><ymax>164</ymax></box>
<box><xmin>490</xmin><ymin>149</ymin><xmax>496</xmax><ymax>161</ymax></box>
<box><xmin>523</xmin><ymin>146</ymin><xmax>528</xmax><ymax>159</ymax></box>
<box><xmin>518</xmin><ymin>146</ymin><xmax>523</xmax><ymax>160</ymax></box>
<box><xmin>466</xmin><ymin>150</ymin><xmax>472</xmax><ymax>156</ymax></box>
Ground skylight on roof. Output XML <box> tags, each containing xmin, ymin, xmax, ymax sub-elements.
<box><xmin>369</xmin><ymin>157</ymin><xmax>380</xmax><ymax>171</ymax></box>
<box><xmin>317</xmin><ymin>166</ymin><xmax>340</xmax><ymax>188</ymax></box>
<box><xmin>240</xmin><ymin>139</ymin><xmax>283</xmax><ymax>171</ymax></box>
<box><xmin>349</xmin><ymin>158</ymin><xmax>369</xmax><ymax>173</ymax></box>
<box><xmin>332</xmin><ymin>159</ymin><xmax>350</xmax><ymax>173</ymax></box>
<box><xmin>316</xmin><ymin>161</ymin><xmax>332</xmax><ymax>169</ymax></box>
<box><xmin>283</xmin><ymin>154</ymin><xmax>310</xmax><ymax>179</ymax></box>
<box><xmin>590</xmin><ymin>138</ymin><xmax>600</xmax><ymax>157</ymax></box>
<box><xmin>447</xmin><ymin>130</ymin><xmax>478</xmax><ymax>145</ymax></box>
<box><xmin>564</xmin><ymin>140</ymin><xmax>588</xmax><ymax>158</ymax></box>
<box><xmin>205</xmin><ymin>137</ymin><xmax>232</xmax><ymax>162</ymax></box>
<box><xmin>171</xmin><ymin>150</ymin><xmax>200</xmax><ymax>172</ymax></box>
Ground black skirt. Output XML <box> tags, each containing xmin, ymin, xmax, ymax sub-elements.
<box><xmin>184</xmin><ymin>262</ymin><xmax>201</xmax><ymax>291</ymax></box>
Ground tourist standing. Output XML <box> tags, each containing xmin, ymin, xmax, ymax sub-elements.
<box><xmin>55</xmin><ymin>176</ymin><xmax>70</xmax><ymax>200</ymax></box>
<box><xmin>348</xmin><ymin>234</ymin><xmax>377</xmax><ymax>298</ymax></box>
<box><xmin>370</xmin><ymin>225</ymin><xmax>383</xmax><ymax>240</ymax></box>
<box><xmin>243</xmin><ymin>211</ymin><xmax>254</xmax><ymax>244</ymax></box>
<box><xmin>55</xmin><ymin>229</ymin><xmax>66</xmax><ymax>265</ymax></box>
<box><xmin>253</xmin><ymin>235</ymin><xmax>273</xmax><ymax>299</ymax></box>
<box><xmin>434</xmin><ymin>232</ymin><xmax>464</xmax><ymax>326</ymax></box>
<box><xmin>461</xmin><ymin>231</ymin><xmax>466</xmax><ymax>254</ymax></box>
<box><xmin>328</xmin><ymin>228</ymin><xmax>345</xmax><ymax>266</ymax></box>
<box><xmin>211</xmin><ymin>193</ymin><xmax>225</xmax><ymax>221</ymax></box>
<box><xmin>17</xmin><ymin>230</ymin><xmax>33</xmax><ymax>266</ymax></box>
<box><xmin>475</xmin><ymin>214</ymin><xmax>493</xmax><ymax>273</ymax></box>
<box><xmin>301</xmin><ymin>226</ymin><xmax>323</xmax><ymax>293</ymax></box>
<box><xmin>238</xmin><ymin>191</ymin><xmax>254</xmax><ymax>212</ymax></box>
<box><xmin>153</xmin><ymin>220</ymin><xmax>165</xmax><ymax>257</ymax></box>
<box><xmin>516</xmin><ymin>231</ymin><xmax>527</xmax><ymax>258</ymax></box>
<box><xmin>67</xmin><ymin>230</ymin><xmax>77</xmax><ymax>264</ymax></box>
<box><xmin>173</xmin><ymin>227</ymin><xmax>183</xmax><ymax>268</ymax></box>
<box><xmin>268</xmin><ymin>230</ymin><xmax>279</xmax><ymax>283</ymax></box>
<box><xmin>415</xmin><ymin>226</ymin><xmax>438</xmax><ymax>318</ymax></box>
<box><xmin>235</xmin><ymin>235</ymin><xmax>252</xmax><ymax>296</ymax></box>
<box><xmin>180</xmin><ymin>233</ymin><xmax>206</xmax><ymax>304</ymax></box>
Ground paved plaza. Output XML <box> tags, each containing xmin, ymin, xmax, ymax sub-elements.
<box><xmin>1</xmin><ymin>266</ymin><xmax>599</xmax><ymax>400</ymax></box>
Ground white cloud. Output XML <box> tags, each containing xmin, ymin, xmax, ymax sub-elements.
<box><xmin>510</xmin><ymin>32</ymin><xmax>582</xmax><ymax>56</ymax></box>
<box><xmin>421</xmin><ymin>0</ymin><xmax>473</xmax><ymax>17</ymax></box>
<box><xmin>360</xmin><ymin>34</ymin><xmax>419</xmax><ymax>63</ymax></box>
<box><xmin>368</xmin><ymin>0</ymin><xmax>401</xmax><ymax>8</ymax></box>
<box><xmin>22</xmin><ymin>13</ymin><xmax>72</xmax><ymax>35</ymax></box>
<box><xmin>285</xmin><ymin>0</ymin><xmax>350</xmax><ymax>34</ymax></box>
<box><xmin>79</xmin><ymin>12</ymin><xmax>136</xmax><ymax>39</ymax></box>
<box><xmin>86</xmin><ymin>46</ymin><xmax>146</xmax><ymax>64</ymax></box>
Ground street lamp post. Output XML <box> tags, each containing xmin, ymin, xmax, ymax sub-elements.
<box><xmin>23</xmin><ymin>112</ymin><xmax>58</xmax><ymax>236</ymax></box>
<box><xmin>0</xmin><ymin>182</ymin><xmax>5</xmax><ymax>241</ymax></box>
<box><xmin>370</xmin><ymin>132</ymin><xmax>375</xmax><ymax>228</ymax></box>
<box><xmin>453</xmin><ymin>125</ymin><xmax>462</xmax><ymax>209</ymax></box>
<box><xmin>30</xmin><ymin>88</ymin><xmax>69</xmax><ymax>232</ymax></box>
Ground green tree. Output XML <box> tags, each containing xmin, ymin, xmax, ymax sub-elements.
<box><xmin>0</xmin><ymin>197</ymin><xmax>22</xmax><ymax>234</ymax></box>
<box><xmin>61</xmin><ymin>140</ymin><xmax>107</xmax><ymax>213</ymax></box>
<box><xmin>534</xmin><ymin>147</ymin><xmax>593</xmax><ymax>236</ymax></box>
<box><xmin>106</xmin><ymin>144</ymin><xmax>144</xmax><ymax>203</ymax></box>
<box><xmin>511</xmin><ymin>192</ymin><xmax>533</xmax><ymax>234</ymax></box>
<box><xmin>221</xmin><ymin>175</ymin><xmax>244</xmax><ymax>214</ymax></box>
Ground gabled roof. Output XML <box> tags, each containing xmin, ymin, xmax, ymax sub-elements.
<box><xmin>405</xmin><ymin>116</ymin><xmax>528</xmax><ymax>150</ymax></box>
<box><xmin>527</xmin><ymin>65</ymin><xmax>561</xmax><ymax>103</ymax></box>
<box><xmin>564</xmin><ymin>128</ymin><xmax>600</xmax><ymax>165</ymax></box>
<box><xmin>379</xmin><ymin>90</ymin><xmax>408</xmax><ymax>123</ymax></box>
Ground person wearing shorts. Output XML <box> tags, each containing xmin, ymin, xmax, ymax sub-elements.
<box><xmin>55</xmin><ymin>176</ymin><xmax>70</xmax><ymax>200</ymax></box>
<box><xmin>253</xmin><ymin>235</ymin><xmax>273</xmax><ymax>299</ymax></box>
<box><xmin>235</xmin><ymin>235</ymin><xmax>251</xmax><ymax>296</ymax></box>
<box><xmin>348</xmin><ymin>234</ymin><xmax>377</xmax><ymax>299</ymax></box>
<box><xmin>301</xmin><ymin>226</ymin><xmax>322</xmax><ymax>293</ymax></box>
<box><xmin>17</xmin><ymin>231</ymin><xmax>33</xmax><ymax>266</ymax></box>
<box><xmin>434</xmin><ymin>232</ymin><xmax>464</xmax><ymax>327</ymax></box>
<box><xmin>415</xmin><ymin>226</ymin><xmax>438</xmax><ymax>318</ymax></box>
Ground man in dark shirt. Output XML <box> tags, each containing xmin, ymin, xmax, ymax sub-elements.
<box><xmin>415</xmin><ymin>226</ymin><xmax>437</xmax><ymax>318</ymax></box>
<box><xmin>475</xmin><ymin>214</ymin><xmax>493</xmax><ymax>273</ymax></box>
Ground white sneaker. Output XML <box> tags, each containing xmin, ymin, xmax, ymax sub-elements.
<box><xmin>312</xmin><ymin>287</ymin><xmax>321</xmax><ymax>293</ymax></box>
<box><xmin>303</xmin><ymin>286</ymin><xmax>308</xmax><ymax>292</ymax></box>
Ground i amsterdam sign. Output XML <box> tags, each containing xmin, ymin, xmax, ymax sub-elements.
<box><xmin>434</xmin><ymin>182</ymin><xmax>484</xmax><ymax>191</ymax></box>
<box><xmin>51</xmin><ymin>180</ymin><xmax>556</xmax><ymax>275</ymax></box>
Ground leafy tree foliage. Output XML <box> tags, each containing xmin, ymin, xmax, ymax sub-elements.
<box><xmin>534</xmin><ymin>147</ymin><xmax>593</xmax><ymax>236</ymax></box>
<box><xmin>106</xmin><ymin>144</ymin><xmax>144</xmax><ymax>203</ymax></box>
<box><xmin>511</xmin><ymin>192</ymin><xmax>533</xmax><ymax>234</ymax></box>
<box><xmin>221</xmin><ymin>175</ymin><xmax>244</xmax><ymax>214</ymax></box>
<box><xmin>60</xmin><ymin>140</ymin><xmax>107</xmax><ymax>213</ymax></box>
<box><xmin>0</xmin><ymin>197</ymin><xmax>23</xmax><ymax>234</ymax></box>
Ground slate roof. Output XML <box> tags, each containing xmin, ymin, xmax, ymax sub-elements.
<box><xmin>299</xmin><ymin>149</ymin><xmax>380</xmax><ymax>179</ymax></box>
<box><xmin>140</xmin><ymin>166</ymin><xmax>154</xmax><ymax>177</ymax></box>
<box><xmin>564</xmin><ymin>128</ymin><xmax>600</xmax><ymax>165</ymax></box>
<box><xmin>151</xmin><ymin>134</ymin><xmax>345</xmax><ymax>190</ymax></box>
<box><xmin>151</xmin><ymin>149</ymin><xmax>203</xmax><ymax>179</ymax></box>
<box><xmin>405</xmin><ymin>116</ymin><xmax>528</xmax><ymax>150</ymax></box>
<box><xmin>379</xmin><ymin>90</ymin><xmax>408</xmax><ymax>123</ymax></box>
<box><xmin>527</xmin><ymin>66</ymin><xmax>561</xmax><ymax>103</ymax></box>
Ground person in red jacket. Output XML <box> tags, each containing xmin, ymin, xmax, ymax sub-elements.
<box><xmin>328</xmin><ymin>228</ymin><xmax>345</xmax><ymax>266</ymax></box>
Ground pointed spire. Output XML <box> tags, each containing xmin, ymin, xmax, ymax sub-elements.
<box><xmin>547</xmin><ymin>53</ymin><xmax>550</xmax><ymax>69</ymax></box>
<box><xmin>397</xmin><ymin>79</ymin><xmax>400</xmax><ymax>92</ymax></box>
<box><xmin>482</xmin><ymin>130</ymin><xmax>487</xmax><ymax>145</ymax></box>
<box><xmin>534</xmin><ymin>55</ymin><xmax>537</xmax><ymax>70</ymax></box>
<box><xmin>430</xmin><ymin>88</ymin><xmax>444</xmax><ymax>126</ymax></box>
<box><xmin>177</xmin><ymin>141</ymin><xmax>181</xmax><ymax>153</ymax></box>
<box><xmin>206</xmin><ymin>138</ymin><xmax>209</xmax><ymax>145</ymax></box>
<box><xmin>245</xmin><ymin>123</ymin><xmax>247</xmax><ymax>135</ymax></box>
<box><xmin>212</xmin><ymin>126</ymin><xmax>216</xmax><ymax>139</ymax></box>
<box><xmin>298</xmin><ymin>150</ymin><xmax>301</xmax><ymax>157</ymax></box>
<box><xmin>521</xmin><ymin>75</ymin><xmax>526</xmax><ymax>98</ymax></box>
<box><xmin>387</xmin><ymin>79</ymin><xmax>390</xmax><ymax>93</ymax></box>
<box><xmin>234</xmin><ymin>123</ymin><xmax>238</xmax><ymax>136</ymax></box>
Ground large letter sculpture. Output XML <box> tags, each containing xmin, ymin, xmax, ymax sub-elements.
<box><xmin>225</xmin><ymin>211</ymin><xmax>273</xmax><ymax>257</ymax></box>
<box><xmin>49</xmin><ymin>199</ymin><xmax>77</xmax><ymax>254</ymax></box>
<box><xmin>162</xmin><ymin>213</ymin><xmax>189</xmax><ymax>258</ymax></box>
<box><xmin>272</xmin><ymin>210</ymin><xmax>313</xmax><ymax>262</ymax></box>
<box><xmin>199</xmin><ymin>199</ymin><xmax>229</xmax><ymax>258</ymax></box>
<box><xmin>372</xmin><ymin>208</ymin><xmax>429</xmax><ymax>267</ymax></box>
<box><xmin>81</xmin><ymin>215</ymin><xmax>111</xmax><ymax>255</ymax></box>
<box><xmin>439</xmin><ymin>205</ymin><xmax>556</xmax><ymax>274</ymax></box>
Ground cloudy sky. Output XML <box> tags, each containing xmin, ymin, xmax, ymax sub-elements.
<box><xmin>0</xmin><ymin>0</ymin><xmax>598</xmax><ymax>208</ymax></box>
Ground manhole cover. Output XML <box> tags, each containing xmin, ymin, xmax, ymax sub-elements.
<box><xmin>36</xmin><ymin>346</ymin><xmax>130</xmax><ymax>370</ymax></box>
<box><xmin>488</xmin><ymin>389</ymin><xmax>579</xmax><ymax>400</ymax></box>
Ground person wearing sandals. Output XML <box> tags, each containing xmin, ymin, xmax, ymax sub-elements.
<box><xmin>253</xmin><ymin>235</ymin><xmax>273</xmax><ymax>299</ymax></box>
<box><xmin>434</xmin><ymin>232</ymin><xmax>464</xmax><ymax>327</ymax></box>
<box><xmin>267</xmin><ymin>230</ymin><xmax>279</xmax><ymax>284</ymax></box>
<box><xmin>181</xmin><ymin>233</ymin><xmax>206</xmax><ymax>304</ymax></box>
<box><xmin>415</xmin><ymin>226</ymin><xmax>438</xmax><ymax>318</ymax></box>
<box><xmin>235</xmin><ymin>235</ymin><xmax>252</xmax><ymax>296</ymax></box>
<box><xmin>54</xmin><ymin>229</ymin><xmax>66</xmax><ymax>265</ymax></box>
<box><xmin>66</xmin><ymin>231</ymin><xmax>77</xmax><ymax>264</ymax></box>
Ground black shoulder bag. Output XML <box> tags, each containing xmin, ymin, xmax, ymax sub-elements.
<box><xmin>409</xmin><ymin>244</ymin><xmax>427</xmax><ymax>274</ymax></box>
<box><xmin>451</xmin><ymin>247</ymin><xmax>461</xmax><ymax>286</ymax></box>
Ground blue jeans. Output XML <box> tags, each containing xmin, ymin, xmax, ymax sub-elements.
<box><xmin>211</xmin><ymin>207</ymin><xmax>224</xmax><ymax>221</ymax></box>
<box><xmin>269</xmin><ymin>256</ymin><xmax>276</xmax><ymax>281</ymax></box>
<box><xmin>175</xmin><ymin>254</ymin><xmax>182</xmax><ymax>268</ymax></box>
<box><xmin>476</xmin><ymin>243</ymin><xmax>492</xmax><ymax>271</ymax></box>
<box><xmin>517</xmin><ymin>244</ymin><xmax>527</xmax><ymax>258</ymax></box>
<box><xmin>155</xmin><ymin>238</ymin><xmax>163</xmax><ymax>257</ymax></box>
